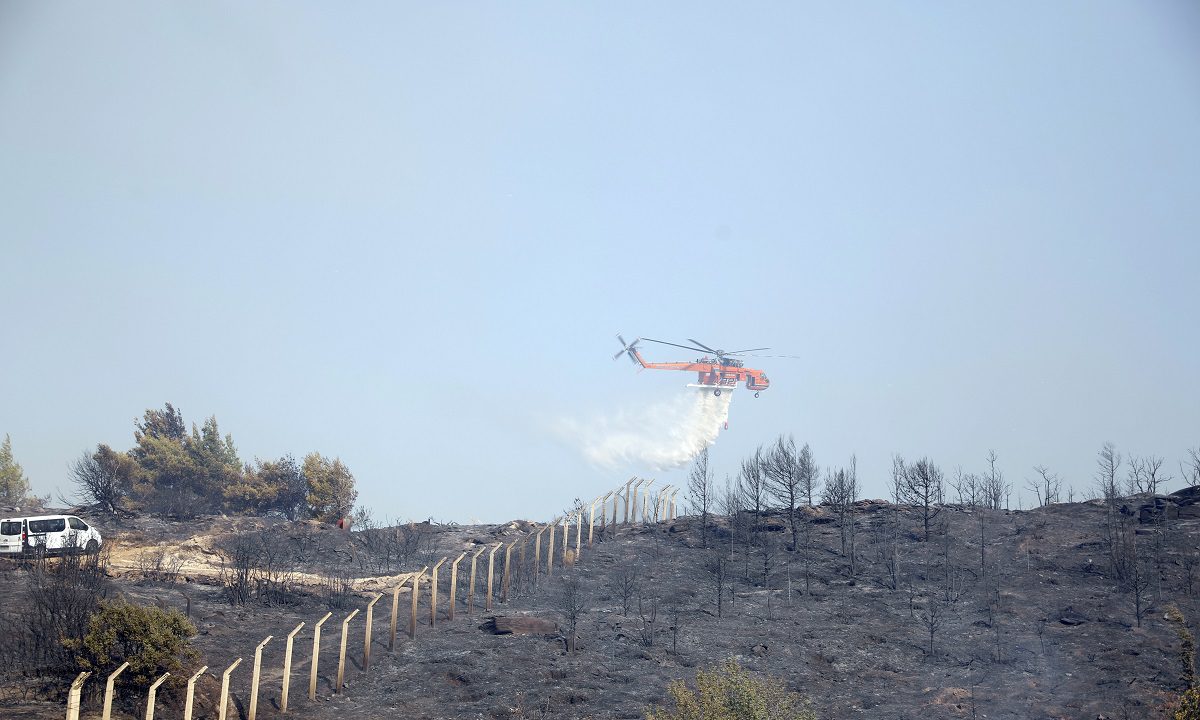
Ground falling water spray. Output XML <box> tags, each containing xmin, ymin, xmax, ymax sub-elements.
<box><xmin>562</xmin><ymin>387</ymin><xmax>734</xmax><ymax>470</ymax></box>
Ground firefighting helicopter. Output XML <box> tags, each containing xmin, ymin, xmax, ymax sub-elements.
<box><xmin>613</xmin><ymin>335</ymin><xmax>772</xmax><ymax>397</ymax></box>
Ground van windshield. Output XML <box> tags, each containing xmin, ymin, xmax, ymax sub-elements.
<box><xmin>28</xmin><ymin>519</ymin><xmax>66</xmax><ymax>534</ymax></box>
<box><xmin>0</xmin><ymin>521</ymin><xmax>20</xmax><ymax>536</ymax></box>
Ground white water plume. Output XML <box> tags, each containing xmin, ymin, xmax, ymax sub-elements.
<box><xmin>562</xmin><ymin>387</ymin><xmax>733</xmax><ymax>471</ymax></box>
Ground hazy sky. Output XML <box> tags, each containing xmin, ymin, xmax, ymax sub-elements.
<box><xmin>2</xmin><ymin>2</ymin><xmax>1197</xmax><ymax>522</ymax></box>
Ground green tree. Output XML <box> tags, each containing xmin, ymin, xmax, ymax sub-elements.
<box><xmin>646</xmin><ymin>659</ymin><xmax>816</xmax><ymax>720</ymax></box>
<box><xmin>67</xmin><ymin>600</ymin><xmax>198</xmax><ymax>689</ymax></box>
<box><xmin>132</xmin><ymin>432</ymin><xmax>206</xmax><ymax>516</ymax></box>
<box><xmin>130</xmin><ymin>405</ymin><xmax>246</xmax><ymax>516</ymax></box>
<box><xmin>225</xmin><ymin>455</ymin><xmax>309</xmax><ymax>516</ymax></box>
<box><xmin>188</xmin><ymin>415</ymin><xmax>243</xmax><ymax>504</ymax></box>
<box><xmin>304</xmin><ymin>452</ymin><xmax>357</xmax><ymax>522</ymax></box>
<box><xmin>0</xmin><ymin>433</ymin><xmax>32</xmax><ymax>504</ymax></box>
<box><xmin>228</xmin><ymin>454</ymin><xmax>308</xmax><ymax>518</ymax></box>
<box><xmin>131</xmin><ymin>403</ymin><xmax>187</xmax><ymax>453</ymax></box>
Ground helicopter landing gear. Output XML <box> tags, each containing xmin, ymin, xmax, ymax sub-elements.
<box><xmin>714</xmin><ymin>388</ymin><xmax>722</xmax><ymax>396</ymax></box>
<box><xmin>754</xmin><ymin>391</ymin><xmax>760</xmax><ymax>398</ymax></box>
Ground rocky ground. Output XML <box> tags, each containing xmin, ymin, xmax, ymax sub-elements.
<box><xmin>2</xmin><ymin>489</ymin><xmax>1198</xmax><ymax>720</ymax></box>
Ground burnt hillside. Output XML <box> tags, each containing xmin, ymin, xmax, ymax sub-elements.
<box><xmin>2</xmin><ymin>492</ymin><xmax>1198</xmax><ymax>720</ymax></box>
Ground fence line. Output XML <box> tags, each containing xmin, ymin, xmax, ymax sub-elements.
<box><xmin>61</xmin><ymin>478</ymin><xmax>667</xmax><ymax>719</ymax></box>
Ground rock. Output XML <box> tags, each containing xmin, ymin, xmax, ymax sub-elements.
<box><xmin>1060</xmin><ymin>607</ymin><xmax>1088</xmax><ymax>626</ymax></box>
<box><xmin>1179</xmin><ymin>505</ymin><xmax>1200</xmax><ymax>520</ymax></box>
<box><xmin>1169</xmin><ymin>485</ymin><xmax>1200</xmax><ymax>504</ymax></box>
<box><xmin>752</xmin><ymin>643</ymin><xmax>768</xmax><ymax>656</ymax></box>
<box><xmin>486</xmin><ymin>616</ymin><xmax>558</xmax><ymax>635</ymax></box>
<box><xmin>1138</xmin><ymin>498</ymin><xmax>1178</xmax><ymax>523</ymax></box>
<box><xmin>755</xmin><ymin>518</ymin><xmax>787</xmax><ymax>533</ymax></box>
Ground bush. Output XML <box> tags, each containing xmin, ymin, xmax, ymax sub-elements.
<box><xmin>0</xmin><ymin>547</ymin><xmax>110</xmax><ymax>678</ymax></box>
<box><xmin>1176</xmin><ymin>688</ymin><xmax>1200</xmax><ymax>720</ymax></box>
<box><xmin>646</xmin><ymin>659</ymin><xmax>816</xmax><ymax>720</ymax></box>
<box><xmin>66</xmin><ymin>601</ymin><xmax>198</xmax><ymax>689</ymax></box>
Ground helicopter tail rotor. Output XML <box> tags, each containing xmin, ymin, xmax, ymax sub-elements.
<box><xmin>614</xmin><ymin>334</ymin><xmax>642</xmax><ymax>365</ymax></box>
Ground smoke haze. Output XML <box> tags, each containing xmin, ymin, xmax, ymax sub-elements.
<box><xmin>562</xmin><ymin>387</ymin><xmax>733</xmax><ymax>471</ymax></box>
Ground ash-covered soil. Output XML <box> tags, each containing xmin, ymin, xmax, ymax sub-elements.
<box><xmin>2</xmin><ymin>494</ymin><xmax>1198</xmax><ymax>719</ymax></box>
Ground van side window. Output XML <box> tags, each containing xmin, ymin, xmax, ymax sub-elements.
<box><xmin>69</xmin><ymin>518</ymin><xmax>88</xmax><ymax>531</ymax></box>
<box><xmin>0</xmin><ymin>521</ymin><xmax>21</xmax><ymax>535</ymax></box>
<box><xmin>29</xmin><ymin>519</ymin><xmax>66</xmax><ymax>534</ymax></box>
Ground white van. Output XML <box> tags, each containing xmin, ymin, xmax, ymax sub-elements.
<box><xmin>0</xmin><ymin>518</ymin><xmax>24</xmax><ymax>556</ymax></box>
<box><xmin>23</xmin><ymin>515</ymin><xmax>103</xmax><ymax>556</ymax></box>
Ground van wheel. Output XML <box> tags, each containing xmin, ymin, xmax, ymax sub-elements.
<box><xmin>85</xmin><ymin>540</ymin><xmax>98</xmax><ymax>555</ymax></box>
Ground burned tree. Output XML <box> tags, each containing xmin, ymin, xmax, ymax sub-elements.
<box><xmin>703</xmin><ymin>550</ymin><xmax>728</xmax><ymax>619</ymax></box>
<box><xmin>71</xmin><ymin>445</ymin><xmax>137</xmax><ymax>514</ymax></box>
<box><xmin>1127</xmin><ymin>454</ymin><xmax>1168</xmax><ymax>496</ymax></box>
<box><xmin>898</xmin><ymin>455</ymin><xmax>943</xmax><ymax>541</ymax></box>
<box><xmin>738</xmin><ymin>448</ymin><xmax>769</xmax><ymax>581</ymax></box>
<box><xmin>558</xmin><ymin>574</ymin><xmax>588</xmax><ymax>652</ymax></box>
<box><xmin>822</xmin><ymin>456</ymin><xmax>859</xmax><ymax>575</ymax></box>
<box><xmin>1027</xmin><ymin>465</ymin><xmax>1061</xmax><ymax>507</ymax></box>
<box><xmin>952</xmin><ymin>467</ymin><xmax>989</xmax><ymax>575</ymax></box>
<box><xmin>981</xmin><ymin>450</ymin><xmax>1009</xmax><ymax>510</ymax></box>
<box><xmin>687</xmin><ymin>448</ymin><xmax>714</xmax><ymax>548</ymax></box>
<box><xmin>615</xmin><ymin>567</ymin><xmax>639</xmax><ymax>617</ymax></box>
<box><xmin>764</xmin><ymin>435</ymin><xmax>801</xmax><ymax>551</ymax></box>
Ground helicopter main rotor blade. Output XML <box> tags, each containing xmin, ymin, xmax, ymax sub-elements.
<box><xmin>642</xmin><ymin>338</ymin><xmax>710</xmax><ymax>354</ymax></box>
<box><xmin>687</xmin><ymin>338</ymin><xmax>719</xmax><ymax>354</ymax></box>
<box><xmin>724</xmin><ymin>347</ymin><xmax>771</xmax><ymax>355</ymax></box>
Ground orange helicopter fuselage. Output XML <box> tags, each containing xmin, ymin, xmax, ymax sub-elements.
<box><xmin>630</xmin><ymin>350</ymin><xmax>770</xmax><ymax>392</ymax></box>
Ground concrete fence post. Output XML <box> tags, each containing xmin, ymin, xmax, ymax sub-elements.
<box><xmin>65</xmin><ymin>671</ymin><xmax>89</xmax><ymax>720</ymax></box>
<box><xmin>363</xmin><ymin>593</ymin><xmax>382</xmax><ymax>670</ymax></box>
<box><xmin>183</xmin><ymin>665</ymin><xmax>207</xmax><ymax>720</ymax></box>
<box><xmin>500</xmin><ymin>540</ymin><xmax>515</xmax><ymax>602</ymax></box>
<box><xmin>546</xmin><ymin>518</ymin><xmax>557</xmax><ymax>577</ymax></box>
<box><xmin>624</xmin><ymin>478</ymin><xmax>636</xmax><ymax>523</ymax></box>
<box><xmin>248</xmin><ymin>635</ymin><xmax>273</xmax><ymax>720</ymax></box>
<box><xmin>516</xmin><ymin>536</ymin><xmax>529</xmax><ymax>594</ymax></box>
<box><xmin>641</xmin><ymin>479</ymin><xmax>655</xmax><ymax>523</ymax></box>
<box><xmin>309</xmin><ymin>611</ymin><xmax>333</xmax><ymax>700</ymax></box>
<box><xmin>410</xmin><ymin>565</ymin><xmax>427</xmax><ymax>639</ymax></box>
<box><xmin>335</xmin><ymin>609</ymin><xmax>360</xmax><ymax>693</ymax></box>
<box><xmin>574</xmin><ymin>510</ymin><xmax>583</xmax><ymax>560</ymax></box>
<box><xmin>448</xmin><ymin>552</ymin><xmax>466</xmax><ymax>620</ymax></box>
<box><xmin>280</xmin><ymin>622</ymin><xmax>304</xmax><ymax>714</ymax></box>
<box><xmin>389</xmin><ymin>579</ymin><xmax>405</xmax><ymax>651</ymax></box>
<box><xmin>561</xmin><ymin>517</ymin><xmax>569</xmax><ymax>565</ymax></box>
<box><xmin>632</xmin><ymin>479</ymin><xmax>648</xmax><ymax>524</ymax></box>
<box><xmin>598</xmin><ymin>492</ymin><xmax>612</xmax><ymax>540</ymax></box>
<box><xmin>467</xmin><ymin>548</ymin><xmax>485</xmax><ymax>614</ymax></box>
<box><xmin>612</xmin><ymin>487</ymin><xmax>620</xmax><ymax>530</ymax></box>
<box><xmin>655</xmin><ymin>485</ymin><xmax>671</xmax><ymax>523</ymax></box>
<box><xmin>430</xmin><ymin>557</ymin><xmax>448</xmax><ymax>626</ymax></box>
<box><xmin>588</xmin><ymin>497</ymin><xmax>599</xmax><ymax>546</ymax></box>
<box><xmin>218</xmin><ymin>658</ymin><xmax>242</xmax><ymax>720</ymax></box>
<box><xmin>485</xmin><ymin>542</ymin><xmax>501</xmax><ymax>610</ymax></box>
<box><xmin>144</xmin><ymin>672</ymin><xmax>169</xmax><ymax>720</ymax></box>
<box><xmin>533</xmin><ymin>526</ymin><xmax>544</xmax><ymax>585</ymax></box>
<box><xmin>101</xmin><ymin>661</ymin><xmax>130</xmax><ymax>720</ymax></box>
<box><xmin>672</xmin><ymin>488</ymin><xmax>681</xmax><ymax>520</ymax></box>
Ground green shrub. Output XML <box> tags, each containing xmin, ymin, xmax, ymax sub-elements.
<box><xmin>66</xmin><ymin>600</ymin><xmax>198</xmax><ymax>688</ymax></box>
<box><xmin>1175</xmin><ymin>688</ymin><xmax>1200</xmax><ymax>720</ymax></box>
<box><xmin>646</xmin><ymin>659</ymin><xmax>816</xmax><ymax>720</ymax></box>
